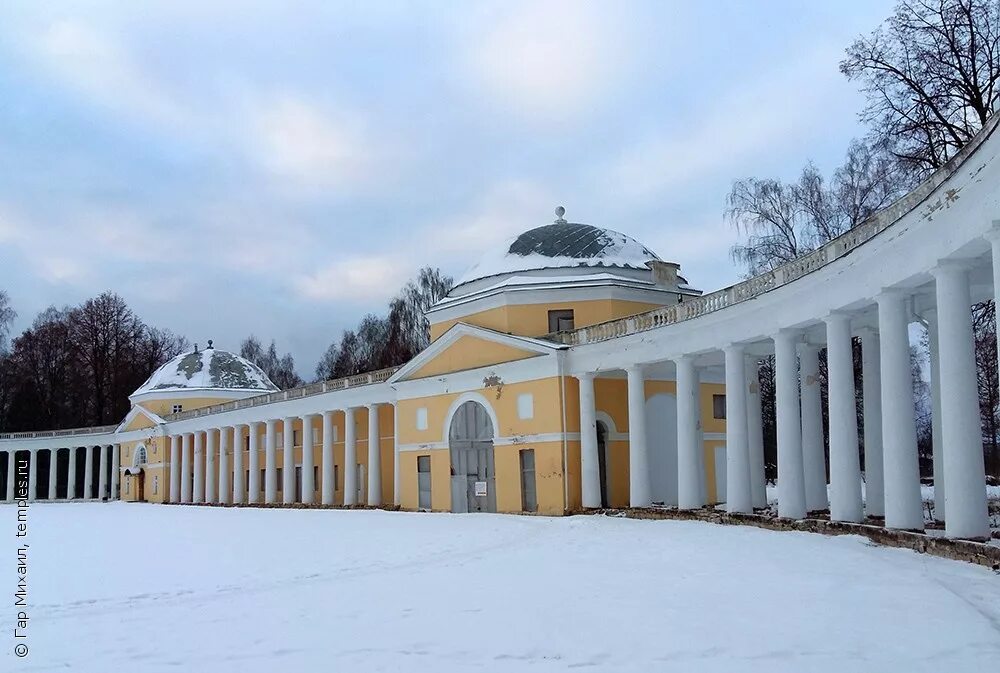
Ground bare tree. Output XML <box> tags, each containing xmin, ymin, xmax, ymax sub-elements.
<box><xmin>0</xmin><ymin>290</ymin><xmax>14</xmax><ymax>353</ymax></box>
<box><xmin>239</xmin><ymin>335</ymin><xmax>302</xmax><ymax>390</ymax></box>
<box><xmin>841</xmin><ymin>0</ymin><xmax>1000</xmax><ymax>175</ymax></box>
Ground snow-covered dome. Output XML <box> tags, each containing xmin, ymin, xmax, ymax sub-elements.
<box><xmin>131</xmin><ymin>345</ymin><xmax>279</xmax><ymax>399</ymax></box>
<box><xmin>454</xmin><ymin>211</ymin><xmax>661</xmax><ymax>292</ymax></box>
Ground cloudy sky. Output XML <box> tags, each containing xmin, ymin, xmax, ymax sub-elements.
<box><xmin>0</xmin><ymin>0</ymin><xmax>896</xmax><ymax>376</ymax></box>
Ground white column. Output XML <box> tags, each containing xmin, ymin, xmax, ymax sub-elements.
<box><xmin>798</xmin><ymin>343</ymin><xmax>828</xmax><ymax>512</ymax></box>
<box><xmin>265</xmin><ymin>419</ymin><xmax>277</xmax><ymax>504</ymax></box>
<box><xmin>861</xmin><ymin>327</ymin><xmax>885</xmax><ymax>518</ymax></box>
<box><xmin>675</xmin><ymin>357</ymin><xmax>703</xmax><ymax>509</ymax></box>
<box><xmin>67</xmin><ymin>448</ymin><xmax>76</xmax><ymax>500</ymax></box>
<box><xmin>193</xmin><ymin>432</ymin><xmax>204</xmax><ymax>504</ymax></box>
<box><xmin>27</xmin><ymin>451</ymin><xmax>37</xmax><ymax>502</ymax></box>
<box><xmin>367</xmin><ymin>405</ymin><xmax>381</xmax><ymax>506</ymax></box>
<box><xmin>205</xmin><ymin>430</ymin><xmax>216</xmax><ymax>504</ymax></box>
<box><xmin>282</xmin><ymin>418</ymin><xmax>295</xmax><ymax>504</ymax></box>
<box><xmin>932</xmin><ymin>263</ymin><xmax>989</xmax><ymax>539</ymax></box>
<box><xmin>746</xmin><ymin>357</ymin><xmax>766</xmax><ymax>510</ymax></box>
<box><xmin>48</xmin><ymin>448</ymin><xmax>58</xmax><ymax>500</ymax></box>
<box><xmin>301</xmin><ymin>415</ymin><xmax>315</xmax><ymax>505</ymax></box>
<box><xmin>233</xmin><ymin>425</ymin><xmax>245</xmax><ymax>505</ymax></box>
<box><xmin>877</xmin><ymin>289</ymin><xmax>924</xmax><ymax>531</ymax></box>
<box><xmin>392</xmin><ymin>403</ymin><xmax>400</xmax><ymax>507</ymax></box>
<box><xmin>83</xmin><ymin>446</ymin><xmax>93</xmax><ymax>500</ymax></box>
<box><xmin>181</xmin><ymin>434</ymin><xmax>192</xmax><ymax>503</ymax></box>
<box><xmin>578</xmin><ymin>373</ymin><xmax>601</xmax><ymax>508</ymax></box>
<box><xmin>111</xmin><ymin>444</ymin><xmax>120</xmax><ymax>501</ymax></box>
<box><xmin>925</xmin><ymin>309</ymin><xmax>945</xmax><ymax>521</ymax></box>
<box><xmin>98</xmin><ymin>444</ymin><xmax>109</xmax><ymax>501</ymax></box>
<box><xmin>344</xmin><ymin>408</ymin><xmax>357</xmax><ymax>506</ymax></box>
<box><xmin>169</xmin><ymin>435</ymin><xmax>181</xmax><ymax>503</ymax></box>
<box><xmin>724</xmin><ymin>345</ymin><xmax>752</xmax><ymax>513</ymax></box>
<box><xmin>626</xmin><ymin>365</ymin><xmax>651</xmax><ymax>508</ymax></box>
<box><xmin>826</xmin><ymin>313</ymin><xmax>862</xmax><ymax>523</ymax></box>
<box><xmin>249</xmin><ymin>422</ymin><xmax>262</xmax><ymax>505</ymax></box>
<box><xmin>219</xmin><ymin>427</ymin><xmax>230</xmax><ymax>505</ymax></box>
<box><xmin>322</xmin><ymin>411</ymin><xmax>335</xmax><ymax>505</ymax></box>
<box><xmin>774</xmin><ymin>331</ymin><xmax>806</xmax><ymax>519</ymax></box>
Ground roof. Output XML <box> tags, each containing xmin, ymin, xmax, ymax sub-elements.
<box><xmin>131</xmin><ymin>347</ymin><xmax>279</xmax><ymax>398</ymax></box>
<box><xmin>453</xmin><ymin>217</ymin><xmax>660</xmax><ymax>291</ymax></box>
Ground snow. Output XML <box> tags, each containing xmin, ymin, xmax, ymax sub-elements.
<box><xmin>132</xmin><ymin>348</ymin><xmax>278</xmax><ymax>396</ymax></box>
<box><xmin>455</xmin><ymin>224</ymin><xmax>658</xmax><ymax>288</ymax></box>
<box><xmin>10</xmin><ymin>503</ymin><xmax>1000</xmax><ymax>672</ymax></box>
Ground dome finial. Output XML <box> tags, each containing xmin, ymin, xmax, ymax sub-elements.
<box><xmin>207</xmin><ymin>339</ymin><xmax>214</xmax><ymax>349</ymax></box>
<box><xmin>554</xmin><ymin>205</ymin><xmax>566</xmax><ymax>223</ymax></box>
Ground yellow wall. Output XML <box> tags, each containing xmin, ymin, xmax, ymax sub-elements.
<box><xmin>429</xmin><ymin>298</ymin><xmax>667</xmax><ymax>341</ymax></box>
<box><xmin>410</xmin><ymin>335</ymin><xmax>540</xmax><ymax>379</ymax></box>
<box><xmin>137</xmin><ymin>395</ymin><xmax>244</xmax><ymax>419</ymax></box>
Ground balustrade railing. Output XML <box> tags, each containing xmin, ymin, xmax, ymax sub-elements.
<box><xmin>162</xmin><ymin>366</ymin><xmax>400</xmax><ymax>422</ymax></box>
<box><xmin>547</xmin><ymin>111</ymin><xmax>999</xmax><ymax>347</ymax></box>
<box><xmin>0</xmin><ymin>424</ymin><xmax>118</xmax><ymax>441</ymax></box>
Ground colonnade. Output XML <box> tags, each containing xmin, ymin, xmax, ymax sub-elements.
<box><xmin>576</xmin><ymin>259</ymin><xmax>992</xmax><ymax>540</ymax></box>
<box><xmin>169</xmin><ymin>403</ymin><xmax>395</xmax><ymax>507</ymax></box>
<box><xmin>0</xmin><ymin>444</ymin><xmax>119</xmax><ymax>502</ymax></box>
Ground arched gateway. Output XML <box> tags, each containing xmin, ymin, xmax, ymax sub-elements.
<box><xmin>448</xmin><ymin>400</ymin><xmax>496</xmax><ymax>513</ymax></box>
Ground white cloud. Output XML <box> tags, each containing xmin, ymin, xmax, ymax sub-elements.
<box><xmin>461</xmin><ymin>0</ymin><xmax>633</xmax><ymax>124</ymax></box>
<box><xmin>250</xmin><ymin>95</ymin><xmax>373</xmax><ymax>190</ymax></box>
<box><xmin>32</xmin><ymin>20</ymin><xmax>186</xmax><ymax>127</ymax></box>
<box><xmin>293</xmin><ymin>255</ymin><xmax>408</xmax><ymax>302</ymax></box>
<box><xmin>606</xmin><ymin>44</ymin><xmax>860</xmax><ymax>201</ymax></box>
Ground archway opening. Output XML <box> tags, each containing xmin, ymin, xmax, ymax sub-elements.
<box><xmin>448</xmin><ymin>400</ymin><xmax>496</xmax><ymax>513</ymax></box>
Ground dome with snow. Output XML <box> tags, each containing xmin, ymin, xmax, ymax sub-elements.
<box><xmin>453</xmin><ymin>213</ymin><xmax>661</xmax><ymax>295</ymax></box>
<box><xmin>131</xmin><ymin>345</ymin><xmax>278</xmax><ymax>399</ymax></box>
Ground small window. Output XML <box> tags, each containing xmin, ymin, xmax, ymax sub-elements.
<box><xmin>277</xmin><ymin>468</ymin><xmax>283</xmax><ymax>490</ymax></box>
<box><xmin>260</xmin><ymin>469</ymin><xmax>266</xmax><ymax>492</ymax></box>
<box><xmin>520</xmin><ymin>449</ymin><xmax>537</xmax><ymax>512</ymax></box>
<box><xmin>517</xmin><ymin>393</ymin><xmax>534</xmax><ymax>420</ymax></box>
<box><xmin>713</xmin><ymin>394</ymin><xmax>726</xmax><ymax>420</ymax></box>
<box><xmin>313</xmin><ymin>466</ymin><xmax>319</xmax><ymax>490</ymax></box>
<box><xmin>417</xmin><ymin>455</ymin><xmax>432</xmax><ymax>509</ymax></box>
<box><xmin>416</xmin><ymin>407</ymin><xmax>428</xmax><ymax>431</ymax></box>
<box><xmin>548</xmin><ymin>309</ymin><xmax>575</xmax><ymax>333</ymax></box>
<box><xmin>334</xmin><ymin>464</ymin><xmax>340</xmax><ymax>490</ymax></box>
<box><xmin>293</xmin><ymin>430</ymin><xmax>300</xmax><ymax>447</ymax></box>
<box><xmin>172</xmin><ymin>404</ymin><xmax>183</xmax><ymax>413</ymax></box>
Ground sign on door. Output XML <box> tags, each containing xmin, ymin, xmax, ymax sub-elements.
<box><xmin>474</xmin><ymin>481</ymin><xmax>487</xmax><ymax>497</ymax></box>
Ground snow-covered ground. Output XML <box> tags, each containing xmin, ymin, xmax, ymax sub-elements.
<box><xmin>7</xmin><ymin>503</ymin><xmax>1000</xmax><ymax>672</ymax></box>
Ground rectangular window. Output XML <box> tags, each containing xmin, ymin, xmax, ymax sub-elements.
<box><xmin>334</xmin><ymin>464</ymin><xmax>340</xmax><ymax>491</ymax></box>
<box><xmin>517</xmin><ymin>393</ymin><xmax>534</xmax><ymax>420</ymax></box>
<box><xmin>417</xmin><ymin>455</ymin><xmax>432</xmax><ymax>510</ymax></box>
<box><xmin>171</xmin><ymin>404</ymin><xmax>183</xmax><ymax>414</ymax></box>
<box><xmin>313</xmin><ymin>466</ymin><xmax>319</xmax><ymax>491</ymax></box>
<box><xmin>416</xmin><ymin>407</ymin><xmax>428</xmax><ymax>431</ymax></box>
<box><xmin>293</xmin><ymin>430</ymin><xmax>300</xmax><ymax>447</ymax></box>
<box><xmin>277</xmin><ymin>468</ymin><xmax>283</xmax><ymax>490</ymax></box>
<box><xmin>260</xmin><ymin>469</ymin><xmax>266</xmax><ymax>493</ymax></box>
<box><xmin>713</xmin><ymin>394</ymin><xmax>726</xmax><ymax>420</ymax></box>
<box><xmin>295</xmin><ymin>467</ymin><xmax>302</xmax><ymax>500</ymax></box>
<box><xmin>520</xmin><ymin>449</ymin><xmax>537</xmax><ymax>512</ymax></box>
<box><xmin>547</xmin><ymin>309</ymin><xmax>575</xmax><ymax>333</ymax></box>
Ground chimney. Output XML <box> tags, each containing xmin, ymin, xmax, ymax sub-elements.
<box><xmin>647</xmin><ymin>260</ymin><xmax>680</xmax><ymax>287</ymax></box>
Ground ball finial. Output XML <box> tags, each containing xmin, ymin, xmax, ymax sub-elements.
<box><xmin>555</xmin><ymin>205</ymin><xmax>566</xmax><ymax>222</ymax></box>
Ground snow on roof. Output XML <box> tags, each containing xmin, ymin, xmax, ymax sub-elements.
<box><xmin>454</xmin><ymin>220</ymin><xmax>660</xmax><ymax>289</ymax></box>
<box><xmin>132</xmin><ymin>347</ymin><xmax>279</xmax><ymax>397</ymax></box>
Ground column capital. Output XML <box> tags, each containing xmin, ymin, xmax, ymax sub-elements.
<box><xmin>930</xmin><ymin>257</ymin><xmax>975</xmax><ymax>276</ymax></box>
<box><xmin>771</xmin><ymin>328</ymin><xmax>800</xmax><ymax>345</ymax></box>
<box><xmin>321</xmin><ymin>409</ymin><xmax>335</xmax><ymax>419</ymax></box>
<box><xmin>723</xmin><ymin>342</ymin><xmax>746</xmax><ymax>355</ymax></box>
<box><xmin>875</xmin><ymin>286</ymin><xmax>909</xmax><ymax>302</ymax></box>
<box><xmin>983</xmin><ymin>221</ymin><xmax>1000</xmax><ymax>242</ymax></box>
<box><xmin>575</xmin><ymin>371</ymin><xmax>596</xmax><ymax>382</ymax></box>
<box><xmin>823</xmin><ymin>311</ymin><xmax>853</xmax><ymax>326</ymax></box>
<box><xmin>365</xmin><ymin>403</ymin><xmax>380</xmax><ymax>411</ymax></box>
<box><xmin>624</xmin><ymin>363</ymin><xmax>646</xmax><ymax>376</ymax></box>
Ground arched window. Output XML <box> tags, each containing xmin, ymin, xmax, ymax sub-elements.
<box><xmin>133</xmin><ymin>444</ymin><xmax>148</xmax><ymax>467</ymax></box>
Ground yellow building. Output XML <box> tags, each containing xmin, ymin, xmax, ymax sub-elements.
<box><xmin>1</xmin><ymin>210</ymin><xmax>731</xmax><ymax>515</ymax></box>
